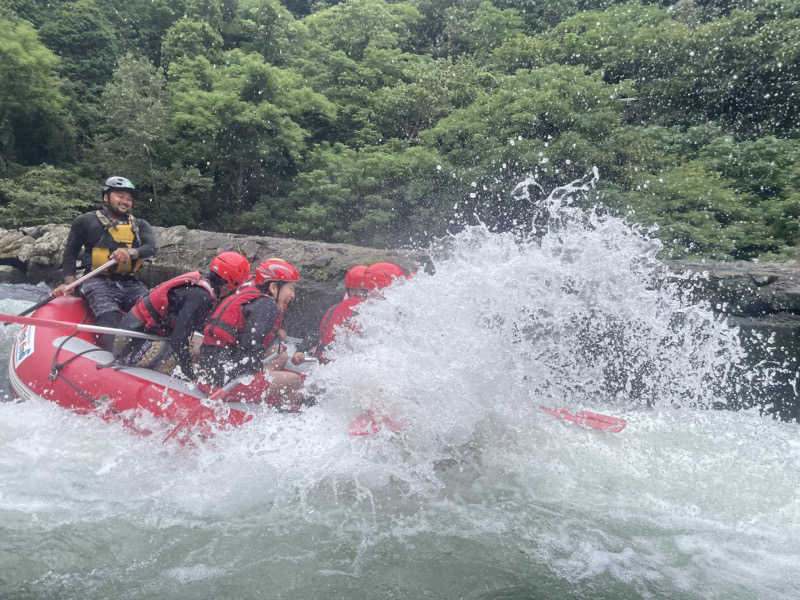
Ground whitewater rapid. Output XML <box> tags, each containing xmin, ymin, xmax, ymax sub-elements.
<box><xmin>1</xmin><ymin>179</ymin><xmax>799</xmax><ymax>599</ymax></box>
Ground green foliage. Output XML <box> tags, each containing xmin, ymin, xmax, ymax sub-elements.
<box><xmin>423</xmin><ymin>64</ymin><xmax>629</xmax><ymax>221</ymax></box>
<box><xmin>96</xmin><ymin>0</ymin><xmax>187</xmax><ymax>66</ymax></box>
<box><xmin>304</xmin><ymin>0</ymin><xmax>421</xmax><ymax>61</ymax></box>
<box><xmin>2</xmin><ymin>0</ymin><xmax>800</xmax><ymax>260</ymax></box>
<box><xmin>168</xmin><ymin>51</ymin><xmax>312</xmax><ymax>223</ymax></box>
<box><xmin>438</xmin><ymin>0</ymin><xmax>524</xmax><ymax>57</ymax></box>
<box><xmin>0</xmin><ymin>16</ymin><xmax>75</xmax><ymax>169</ymax></box>
<box><xmin>226</xmin><ymin>0</ymin><xmax>307</xmax><ymax>65</ymax></box>
<box><xmin>37</xmin><ymin>0</ymin><xmax>118</xmax><ymax>98</ymax></box>
<box><xmin>86</xmin><ymin>53</ymin><xmax>211</xmax><ymax>227</ymax></box>
<box><xmin>161</xmin><ymin>17</ymin><xmax>224</xmax><ymax>67</ymax></box>
<box><xmin>243</xmin><ymin>141</ymin><xmax>456</xmax><ymax>245</ymax></box>
<box><xmin>611</xmin><ymin>162</ymin><xmax>771</xmax><ymax>259</ymax></box>
<box><xmin>0</xmin><ymin>165</ymin><xmax>95</xmax><ymax>227</ymax></box>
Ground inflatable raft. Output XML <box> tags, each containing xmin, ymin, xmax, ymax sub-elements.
<box><xmin>7</xmin><ymin>296</ymin><xmax>251</xmax><ymax>442</ymax></box>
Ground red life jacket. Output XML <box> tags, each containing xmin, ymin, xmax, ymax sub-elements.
<box><xmin>315</xmin><ymin>296</ymin><xmax>363</xmax><ymax>359</ymax></box>
<box><xmin>131</xmin><ymin>271</ymin><xmax>215</xmax><ymax>332</ymax></box>
<box><xmin>201</xmin><ymin>284</ymin><xmax>282</xmax><ymax>348</ymax></box>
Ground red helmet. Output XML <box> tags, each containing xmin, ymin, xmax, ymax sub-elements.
<box><xmin>344</xmin><ymin>264</ymin><xmax>368</xmax><ymax>288</ymax></box>
<box><xmin>365</xmin><ymin>261</ymin><xmax>405</xmax><ymax>289</ymax></box>
<box><xmin>209</xmin><ymin>251</ymin><xmax>251</xmax><ymax>290</ymax></box>
<box><xmin>254</xmin><ymin>257</ymin><xmax>299</xmax><ymax>285</ymax></box>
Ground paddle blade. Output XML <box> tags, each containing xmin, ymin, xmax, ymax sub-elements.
<box><xmin>540</xmin><ymin>405</ymin><xmax>626</xmax><ymax>433</ymax></box>
<box><xmin>348</xmin><ymin>410</ymin><xmax>405</xmax><ymax>436</ymax></box>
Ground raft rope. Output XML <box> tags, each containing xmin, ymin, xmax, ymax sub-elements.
<box><xmin>48</xmin><ymin>328</ymin><xmax>111</xmax><ymax>407</ymax></box>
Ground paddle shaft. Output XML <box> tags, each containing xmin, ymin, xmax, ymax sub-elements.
<box><xmin>0</xmin><ymin>312</ymin><xmax>166</xmax><ymax>342</ymax></box>
<box><xmin>17</xmin><ymin>259</ymin><xmax>118</xmax><ymax>317</ymax></box>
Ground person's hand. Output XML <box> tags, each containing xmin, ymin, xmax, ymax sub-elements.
<box><xmin>276</xmin><ymin>350</ymin><xmax>289</xmax><ymax>369</ymax></box>
<box><xmin>110</xmin><ymin>247</ymin><xmax>134</xmax><ymax>266</ymax></box>
<box><xmin>51</xmin><ymin>281</ymin><xmax>74</xmax><ymax>297</ymax></box>
<box><xmin>291</xmin><ymin>351</ymin><xmax>305</xmax><ymax>365</ymax></box>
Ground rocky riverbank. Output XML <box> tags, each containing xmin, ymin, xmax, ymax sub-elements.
<box><xmin>1</xmin><ymin>224</ymin><xmax>799</xmax><ymax>337</ymax></box>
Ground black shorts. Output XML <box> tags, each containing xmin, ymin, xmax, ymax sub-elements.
<box><xmin>79</xmin><ymin>276</ymin><xmax>148</xmax><ymax>317</ymax></box>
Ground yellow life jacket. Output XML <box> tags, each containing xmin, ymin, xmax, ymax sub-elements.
<box><xmin>91</xmin><ymin>210</ymin><xmax>143</xmax><ymax>275</ymax></box>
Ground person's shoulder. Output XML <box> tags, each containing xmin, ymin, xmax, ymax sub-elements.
<box><xmin>69</xmin><ymin>210</ymin><xmax>101</xmax><ymax>231</ymax></box>
<box><xmin>132</xmin><ymin>215</ymin><xmax>153</xmax><ymax>228</ymax></box>
<box><xmin>73</xmin><ymin>210</ymin><xmax>100</xmax><ymax>223</ymax></box>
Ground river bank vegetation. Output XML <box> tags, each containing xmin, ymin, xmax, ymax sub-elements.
<box><xmin>1</xmin><ymin>0</ymin><xmax>799</xmax><ymax>258</ymax></box>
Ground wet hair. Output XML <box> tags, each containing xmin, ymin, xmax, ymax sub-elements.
<box><xmin>257</xmin><ymin>280</ymin><xmax>282</xmax><ymax>297</ymax></box>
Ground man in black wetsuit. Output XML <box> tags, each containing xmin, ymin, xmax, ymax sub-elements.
<box><xmin>113</xmin><ymin>251</ymin><xmax>251</xmax><ymax>378</ymax></box>
<box><xmin>52</xmin><ymin>176</ymin><xmax>157</xmax><ymax>349</ymax></box>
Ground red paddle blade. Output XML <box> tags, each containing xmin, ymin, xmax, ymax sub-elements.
<box><xmin>540</xmin><ymin>406</ymin><xmax>626</xmax><ymax>433</ymax></box>
<box><xmin>349</xmin><ymin>410</ymin><xmax>405</xmax><ymax>436</ymax></box>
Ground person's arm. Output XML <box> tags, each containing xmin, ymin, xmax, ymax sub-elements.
<box><xmin>168</xmin><ymin>287</ymin><xmax>215</xmax><ymax>378</ymax></box>
<box><xmin>132</xmin><ymin>218</ymin><xmax>157</xmax><ymax>260</ymax></box>
<box><xmin>240</xmin><ymin>297</ymin><xmax>280</xmax><ymax>358</ymax></box>
<box><xmin>61</xmin><ymin>218</ymin><xmax>88</xmax><ymax>279</ymax></box>
<box><xmin>52</xmin><ymin>217</ymin><xmax>89</xmax><ymax>296</ymax></box>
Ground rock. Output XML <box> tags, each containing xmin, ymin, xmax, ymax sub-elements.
<box><xmin>0</xmin><ymin>265</ymin><xmax>26</xmax><ymax>284</ymax></box>
<box><xmin>669</xmin><ymin>258</ymin><xmax>800</xmax><ymax>317</ymax></box>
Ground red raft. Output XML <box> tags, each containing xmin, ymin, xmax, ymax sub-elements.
<box><xmin>7</xmin><ymin>296</ymin><xmax>252</xmax><ymax>441</ymax></box>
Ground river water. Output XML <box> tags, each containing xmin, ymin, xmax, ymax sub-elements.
<box><xmin>1</xmin><ymin>177</ymin><xmax>799</xmax><ymax>599</ymax></box>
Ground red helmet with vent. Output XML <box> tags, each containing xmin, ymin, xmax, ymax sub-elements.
<box><xmin>209</xmin><ymin>251</ymin><xmax>251</xmax><ymax>290</ymax></box>
<box><xmin>254</xmin><ymin>258</ymin><xmax>299</xmax><ymax>285</ymax></box>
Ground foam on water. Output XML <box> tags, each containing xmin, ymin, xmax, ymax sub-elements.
<box><xmin>1</xmin><ymin>176</ymin><xmax>799</xmax><ymax>599</ymax></box>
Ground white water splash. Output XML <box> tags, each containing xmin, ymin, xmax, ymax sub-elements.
<box><xmin>1</xmin><ymin>176</ymin><xmax>798</xmax><ymax>599</ymax></box>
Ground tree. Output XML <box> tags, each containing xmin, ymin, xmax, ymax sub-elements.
<box><xmin>303</xmin><ymin>0</ymin><xmax>421</xmax><ymax>61</ymax></box>
<box><xmin>242</xmin><ymin>141</ymin><xmax>457</xmax><ymax>245</ymax></box>
<box><xmin>87</xmin><ymin>54</ymin><xmax>209</xmax><ymax>226</ymax></box>
<box><xmin>37</xmin><ymin>0</ymin><xmax>119</xmax><ymax>98</ymax></box>
<box><xmin>611</xmin><ymin>162</ymin><xmax>770</xmax><ymax>259</ymax></box>
<box><xmin>167</xmin><ymin>51</ymin><xmax>316</xmax><ymax>225</ymax></box>
<box><xmin>161</xmin><ymin>17</ymin><xmax>224</xmax><ymax>68</ymax></box>
<box><xmin>439</xmin><ymin>0</ymin><xmax>524</xmax><ymax>57</ymax></box>
<box><xmin>0</xmin><ymin>165</ymin><xmax>94</xmax><ymax>227</ymax></box>
<box><xmin>225</xmin><ymin>0</ymin><xmax>307</xmax><ymax>65</ymax></box>
<box><xmin>0</xmin><ymin>17</ymin><xmax>75</xmax><ymax>170</ymax></box>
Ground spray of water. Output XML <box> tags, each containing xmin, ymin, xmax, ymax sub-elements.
<box><xmin>1</xmin><ymin>175</ymin><xmax>798</xmax><ymax>599</ymax></box>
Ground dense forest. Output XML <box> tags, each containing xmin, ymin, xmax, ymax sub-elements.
<box><xmin>1</xmin><ymin>0</ymin><xmax>799</xmax><ymax>258</ymax></box>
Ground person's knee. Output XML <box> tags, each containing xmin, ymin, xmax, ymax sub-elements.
<box><xmin>95</xmin><ymin>311</ymin><xmax>122</xmax><ymax>350</ymax></box>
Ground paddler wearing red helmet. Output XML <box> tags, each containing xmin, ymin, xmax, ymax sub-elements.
<box><xmin>313</xmin><ymin>261</ymin><xmax>407</xmax><ymax>362</ymax></box>
<box><xmin>196</xmin><ymin>258</ymin><xmax>305</xmax><ymax>407</ymax></box>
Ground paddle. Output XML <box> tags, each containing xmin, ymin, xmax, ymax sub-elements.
<box><xmin>0</xmin><ymin>312</ymin><xmax>166</xmax><ymax>342</ymax></box>
<box><xmin>539</xmin><ymin>405</ymin><xmax>627</xmax><ymax>433</ymax></box>
<box><xmin>349</xmin><ymin>406</ymin><xmax>627</xmax><ymax>436</ymax></box>
<box><xmin>348</xmin><ymin>410</ymin><xmax>405</xmax><ymax>436</ymax></box>
<box><xmin>17</xmin><ymin>259</ymin><xmax>118</xmax><ymax>317</ymax></box>
<box><xmin>161</xmin><ymin>385</ymin><xmax>229</xmax><ymax>444</ymax></box>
